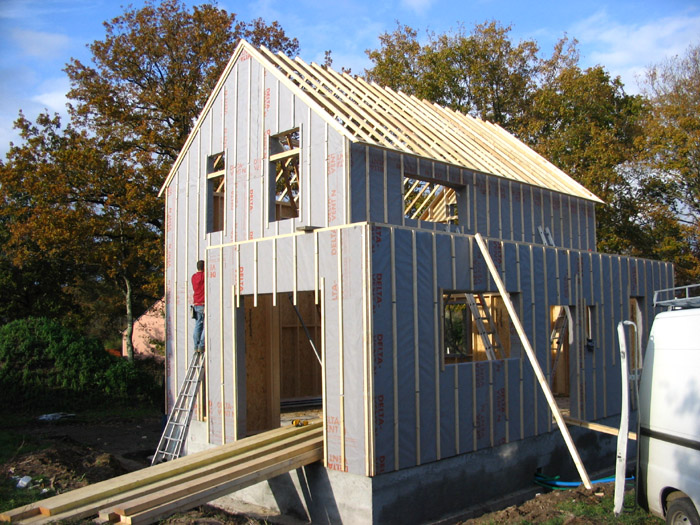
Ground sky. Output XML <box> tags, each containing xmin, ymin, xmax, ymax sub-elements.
<box><xmin>0</xmin><ymin>0</ymin><xmax>699</xmax><ymax>158</ymax></box>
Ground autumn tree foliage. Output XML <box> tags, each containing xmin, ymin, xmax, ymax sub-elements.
<box><xmin>365</xmin><ymin>23</ymin><xmax>699</xmax><ymax>279</ymax></box>
<box><xmin>0</xmin><ymin>0</ymin><xmax>299</xmax><ymax>357</ymax></box>
<box><xmin>637</xmin><ymin>44</ymin><xmax>700</xmax><ymax>283</ymax></box>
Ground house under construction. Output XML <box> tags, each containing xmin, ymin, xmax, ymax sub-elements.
<box><xmin>158</xmin><ymin>40</ymin><xmax>673</xmax><ymax>523</ymax></box>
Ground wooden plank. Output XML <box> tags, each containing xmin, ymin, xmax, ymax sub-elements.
<box><xmin>32</xmin><ymin>422</ymin><xmax>321</xmax><ymax>517</ymax></box>
<box><xmin>564</xmin><ymin>416</ymin><xmax>637</xmax><ymax>440</ymax></box>
<box><xmin>269</xmin><ymin>148</ymin><xmax>300</xmax><ymax>162</ymax></box>
<box><xmin>24</xmin><ymin>429</ymin><xmax>322</xmax><ymax>524</ymax></box>
<box><xmin>122</xmin><ymin>448</ymin><xmax>322</xmax><ymax>525</ymax></box>
<box><xmin>114</xmin><ymin>434</ymin><xmax>322</xmax><ymax>518</ymax></box>
<box><xmin>474</xmin><ymin>233</ymin><xmax>592</xmax><ymax>489</ymax></box>
<box><xmin>0</xmin><ymin>503</ymin><xmax>41</xmax><ymax>522</ymax></box>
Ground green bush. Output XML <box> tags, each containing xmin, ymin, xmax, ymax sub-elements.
<box><xmin>0</xmin><ymin>317</ymin><xmax>160</xmax><ymax>411</ymax></box>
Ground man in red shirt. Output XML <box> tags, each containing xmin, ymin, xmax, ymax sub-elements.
<box><xmin>192</xmin><ymin>260</ymin><xmax>205</xmax><ymax>351</ymax></box>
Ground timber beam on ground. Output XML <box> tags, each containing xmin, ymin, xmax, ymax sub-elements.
<box><xmin>0</xmin><ymin>421</ymin><xmax>323</xmax><ymax>524</ymax></box>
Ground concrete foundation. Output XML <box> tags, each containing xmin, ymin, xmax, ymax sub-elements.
<box><xmin>210</xmin><ymin>416</ymin><xmax>623</xmax><ymax>524</ymax></box>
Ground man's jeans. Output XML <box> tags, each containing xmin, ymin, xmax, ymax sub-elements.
<box><xmin>193</xmin><ymin>305</ymin><xmax>205</xmax><ymax>350</ymax></box>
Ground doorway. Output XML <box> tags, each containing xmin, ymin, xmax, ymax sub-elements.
<box><xmin>244</xmin><ymin>292</ymin><xmax>322</xmax><ymax>435</ymax></box>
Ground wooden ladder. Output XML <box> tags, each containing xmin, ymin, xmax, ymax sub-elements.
<box><xmin>466</xmin><ymin>293</ymin><xmax>503</xmax><ymax>360</ymax></box>
<box><xmin>152</xmin><ymin>350</ymin><xmax>205</xmax><ymax>465</ymax></box>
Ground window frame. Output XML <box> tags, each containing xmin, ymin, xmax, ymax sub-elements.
<box><xmin>206</xmin><ymin>151</ymin><xmax>226</xmax><ymax>234</ymax></box>
<box><xmin>269</xmin><ymin>127</ymin><xmax>301</xmax><ymax>222</ymax></box>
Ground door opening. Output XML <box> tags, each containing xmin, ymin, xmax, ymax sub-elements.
<box><xmin>244</xmin><ymin>291</ymin><xmax>322</xmax><ymax>435</ymax></box>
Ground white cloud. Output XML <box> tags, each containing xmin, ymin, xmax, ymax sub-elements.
<box><xmin>571</xmin><ymin>8</ymin><xmax>700</xmax><ymax>92</ymax></box>
<box><xmin>400</xmin><ymin>0</ymin><xmax>435</xmax><ymax>15</ymax></box>
<box><xmin>31</xmin><ymin>75</ymin><xmax>70</xmax><ymax>111</ymax></box>
<box><xmin>31</xmin><ymin>90</ymin><xmax>68</xmax><ymax>113</ymax></box>
<box><xmin>11</xmin><ymin>28</ymin><xmax>71</xmax><ymax>59</ymax></box>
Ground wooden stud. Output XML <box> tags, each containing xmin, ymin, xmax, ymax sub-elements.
<box><xmin>293</xmin><ymin>234</ymin><xmax>298</xmax><ymax>305</ymax></box>
<box><xmin>528</xmin><ymin>245</ymin><xmax>537</xmax><ymax>434</ymax></box>
<box><xmin>314</xmin><ymin>231</ymin><xmax>319</xmax><ymax>304</ymax></box>
<box><xmin>272</xmin><ymin>239</ymin><xmax>277</xmax><ymax>306</ymax></box>
<box><xmin>362</xmin><ymin>226</ymin><xmax>372</xmax><ymax>476</ymax></box>
<box><xmin>432</xmin><ymin>232</ymin><xmax>441</xmax><ymax>460</ymax></box>
<box><xmin>253</xmin><ymin>241</ymin><xmax>258</xmax><ymax>307</ymax></box>
<box><xmin>454</xmin><ymin>356</ymin><xmax>459</xmax><ymax>454</ymax></box>
<box><xmin>321</xmin><ymin>277</ymin><xmax>328</xmax><ymax>468</ymax></box>
<box><xmin>412</xmin><ymin>229</ymin><xmax>421</xmax><ymax>465</ymax></box>
<box><xmin>338</xmin><ymin>229</ymin><xmax>346</xmax><ymax>472</ymax></box>
<box><xmin>204</xmin><ymin>249</ymin><xmax>210</xmax><ymax>441</ymax></box>
<box><xmin>219</xmin><ymin>245</ymin><xmax>225</xmax><ymax>444</ymax></box>
<box><xmin>472</xmin><ymin>361</ymin><xmax>477</xmax><ymax>451</ymax></box>
<box><xmin>231</xmin><ymin>283</ymin><xmax>238</xmax><ymax>440</ymax></box>
<box><xmin>390</xmin><ymin>227</ymin><xmax>400</xmax><ymax>470</ymax></box>
<box><xmin>365</xmin><ymin>145</ymin><xmax>371</xmax><ymax>221</ymax></box>
<box><xmin>383</xmin><ymin>150</ymin><xmax>389</xmax><ymax>223</ymax></box>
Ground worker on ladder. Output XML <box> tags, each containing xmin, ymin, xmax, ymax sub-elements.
<box><xmin>192</xmin><ymin>260</ymin><xmax>205</xmax><ymax>352</ymax></box>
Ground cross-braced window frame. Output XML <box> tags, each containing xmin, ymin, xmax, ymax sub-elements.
<box><xmin>269</xmin><ymin>128</ymin><xmax>300</xmax><ymax>221</ymax></box>
<box><xmin>403</xmin><ymin>176</ymin><xmax>459</xmax><ymax>224</ymax></box>
<box><xmin>207</xmin><ymin>152</ymin><xmax>226</xmax><ymax>233</ymax></box>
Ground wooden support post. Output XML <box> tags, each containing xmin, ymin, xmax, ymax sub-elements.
<box><xmin>474</xmin><ymin>233</ymin><xmax>592</xmax><ymax>489</ymax></box>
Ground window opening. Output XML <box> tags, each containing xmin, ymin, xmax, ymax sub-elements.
<box><xmin>404</xmin><ymin>176</ymin><xmax>459</xmax><ymax>224</ymax></box>
<box><xmin>585</xmin><ymin>305</ymin><xmax>596</xmax><ymax>352</ymax></box>
<box><xmin>443</xmin><ymin>291</ymin><xmax>511</xmax><ymax>364</ymax></box>
<box><xmin>269</xmin><ymin>128</ymin><xmax>300</xmax><ymax>220</ymax></box>
<box><xmin>207</xmin><ymin>152</ymin><xmax>225</xmax><ymax>233</ymax></box>
<box><xmin>549</xmin><ymin>305</ymin><xmax>572</xmax><ymax>396</ymax></box>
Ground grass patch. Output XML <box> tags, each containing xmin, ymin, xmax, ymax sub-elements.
<box><xmin>0</xmin><ymin>477</ymin><xmax>55</xmax><ymax>513</ymax></box>
<box><xmin>557</xmin><ymin>490</ymin><xmax>662</xmax><ymax>524</ymax></box>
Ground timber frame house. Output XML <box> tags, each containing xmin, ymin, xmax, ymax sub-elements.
<box><xmin>159</xmin><ymin>40</ymin><xmax>672</xmax><ymax>523</ymax></box>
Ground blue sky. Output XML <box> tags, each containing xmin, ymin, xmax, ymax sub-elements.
<box><xmin>1</xmin><ymin>0</ymin><xmax>699</xmax><ymax>157</ymax></box>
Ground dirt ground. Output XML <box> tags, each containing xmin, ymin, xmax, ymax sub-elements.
<box><xmin>1</xmin><ymin>413</ymin><xmax>651</xmax><ymax>524</ymax></box>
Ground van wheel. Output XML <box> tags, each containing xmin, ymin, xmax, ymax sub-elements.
<box><xmin>666</xmin><ymin>497</ymin><xmax>700</xmax><ymax>525</ymax></box>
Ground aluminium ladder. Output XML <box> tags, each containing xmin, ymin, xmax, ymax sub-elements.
<box><xmin>549</xmin><ymin>307</ymin><xmax>570</xmax><ymax>387</ymax></box>
<box><xmin>152</xmin><ymin>350</ymin><xmax>205</xmax><ymax>465</ymax></box>
<box><xmin>466</xmin><ymin>293</ymin><xmax>504</xmax><ymax>360</ymax></box>
<box><xmin>539</xmin><ymin>224</ymin><xmax>573</xmax><ymax>387</ymax></box>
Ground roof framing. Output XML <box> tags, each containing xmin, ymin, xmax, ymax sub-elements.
<box><xmin>160</xmin><ymin>40</ymin><xmax>602</xmax><ymax>204</ymax></box>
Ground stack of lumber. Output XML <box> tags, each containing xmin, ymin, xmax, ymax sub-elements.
<box><xmin>1</xmin><ymin>420</ymin><xmax>322</xmax><ymax>524</ymax></box>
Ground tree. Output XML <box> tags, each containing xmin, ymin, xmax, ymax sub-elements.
<box><xmin>1</xmin><ymin>0</ymin><xmax>299</xmax><ymax>356</ymax></box>
<box><xmin>639</xmin><ymin>44</ymin><xmax>700</xmax><ymax>283</ymax></box>
<box><xmin>365</xmin><ymin>21</ymin><xmax>539</xmax><ymax>131</ymax></box>
<box><xmin>65</xmin><ymin>0</ymin><xmax>299</xmax><ymax>168</ymax></box>
<box><xmin>0</xmin><ymin>113</ymin><xmax>159</xmax><ymax>350</ymax></box>
<box><xmin>365</xmin><ymin>22</ymin><xmax>422</xmax><ymax>94</ymax></box>
<box><xmin>522</xmin><ymin>62</ymin><xmax>648</xmax><ymax>254</ymax></box>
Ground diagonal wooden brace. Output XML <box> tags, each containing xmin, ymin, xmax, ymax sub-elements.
<box><xmin>474</xmin><ymin>233</ymin><xmax>592</xmax><ymax>489</ymax></box>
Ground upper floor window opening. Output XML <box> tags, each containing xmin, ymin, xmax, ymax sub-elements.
<box><xmin>404</xmin><ymin>176</ymin><xmax>460</xmax><ymax>225</ymax></box>
<box><xmin>207</xmin><ymin>152</ymin><xmax>225</xmax><ymax>233</ymax></box>
<box><xmin>269</xmin><ymin>128</ymin><xmax>300</xmax><ymax>221</ymax></box>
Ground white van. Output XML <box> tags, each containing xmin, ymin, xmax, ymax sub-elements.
<box><xmin>637</xmin><ymin>287</ymin><xmax>700</xmax><ymax>525</ymax></box>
